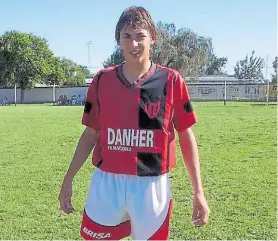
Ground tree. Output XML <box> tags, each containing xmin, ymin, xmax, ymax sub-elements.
<box><xmin>152</xmin><ymin>22</ymin><xmax>177</xmax><ymax>67</ymax></box>
<box><xmin>153</xmin><ymin>22</ymin><xmax>214</xmax><ymax>79</ymax></box>
<box><xmin>60</xmin><ymin>58</ymin><xmax>86</xmax><ymax>86</ymax></box>
<box><xmin>102</xmin><ymin>22</ymin><xmax>215</xmax><ymax>79</ymax></box>
<box><xmin>78</xmin><ymin>64</ymin><xmax>92</xmax><ymax>78</ymax></box>
<box><xmin>204</xmin><ymin>54</ymin><xmax>228</xmax><ymax>75</ymax></box>
<box><xmin>102</xmin><ymin>45</ymin><xmax>124</xmax><ymax>68</ymax></box>
<box><xmin>175</xmin><ymin>30</ymin><xmax>213</xmax><ymax>79</ymax></box>
<box><xmin>234</xmin><ymin>50</ymin><xmax>265</xmax><ymax>82</ymax></box>
<box><xmin>0</xmin><ymin>30</ymin><xmax>94</xmax><ymax>94</ymax></box>
<box><xmin>44</xmin><ymin>56</ymin><xmax>65</xmax><ymax>86</ymax></box>
<box><xmin>271</xmin><ymin>57</ymin><xmax>277</xmax><ymax>83</ymax></box>
<box><xmin>0</xmin><ymin>31</ymin><xmax>54</xmax><ymax>101</ymax></box>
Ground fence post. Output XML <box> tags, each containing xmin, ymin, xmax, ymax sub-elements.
<box><xmin>53</xmin><ymin>84</ymin><xmax>56</xmax><ymax>106</ymax></box>
<box><xmin>224</xmin><ymin>80</ymin><xmax>227</xmax><ymax>105</ymax></box>
<box><xmin>14</xmin><ymin>84</ymin><xmax>17</xmax><ymax>107</ymax></box>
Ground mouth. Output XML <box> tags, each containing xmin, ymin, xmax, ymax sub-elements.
<box><xmin>130</xmin><ymin>50</ymin><xmax>140</xmax><ymax>56</ymax></box>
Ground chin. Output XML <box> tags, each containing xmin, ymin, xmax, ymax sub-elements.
<box><xmin>127</xmin><ymin>55</ymin><xmax>147</xmax><ymax>64</ymax></box>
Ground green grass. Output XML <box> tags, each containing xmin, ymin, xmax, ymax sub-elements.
<box><xmin>0</xmin><ymin>102</ymin><xmax>277</xmax><ymax>240</ymax></box>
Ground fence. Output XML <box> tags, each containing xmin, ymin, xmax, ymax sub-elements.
<box><xmin>0</xmin><ymin>83</ymin><xmax>277</xmax><ymax>105</ymax></box>
<box><xmin>188</xmin><ymin>83</ymin><xmax>277</xmax><ymax>102</ymax></box>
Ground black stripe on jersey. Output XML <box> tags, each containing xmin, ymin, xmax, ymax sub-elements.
<box><xmin>84</xmin><ymin>101</ymin><xmax>92</xmax><ymax>113</ymax></box>
<box><xmin>137</xmin><ymin>153</ymin><xmax>162</xmax><ymax>176</ymax></box>
<box><xmin>96</xmin><ymin>72</ymin><xmax>103</xmax><ymax>116</ymax></box>
<box><xmin>138</xmin><ymin>72</ymin><xmax>168</xmax><ymax>130</ymax></box>
<box><xmin>183</xmin><ymin>101</ymin><xmax>193</xmax><ymax>112</ymax></box>
<box><xmin>96</xmin><ymin>159</ymin><xmax>103</xmax><ymax>168</ymax></box>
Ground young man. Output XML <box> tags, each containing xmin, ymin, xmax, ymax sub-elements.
<box><xmin>58</xmin><ymin>6</ymin><xmax>210</xmax><ymax>240</ymax></box>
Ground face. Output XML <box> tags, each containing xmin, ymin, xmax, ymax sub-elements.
<box><xmin>119</xmin><ymin>24</ymin><xmax>155</xmax><ymax>64</ymax></box>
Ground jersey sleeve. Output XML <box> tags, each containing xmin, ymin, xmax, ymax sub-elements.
<box><xmin>172</xmin><ymin>72</ymin><xmax>198</xmax><ymax>132</ymax></box>
<box><xmin>81</xmin><ymin>73</ymin><xmax>101</xmax><ymax>130</ymax></box>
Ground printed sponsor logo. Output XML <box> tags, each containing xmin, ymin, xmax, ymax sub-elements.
<box><xmin>107</xmin><ymin>128</ymin><xmax>154</xmax><ymax>152</ymax></box>
<box><xmin>83</xmin><ymin>227</ymin><xmax>111</xmax><ymax>239</ymax></box>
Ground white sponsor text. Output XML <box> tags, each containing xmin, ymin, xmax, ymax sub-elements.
<box><xmin>83</xmin><ymin>227</ymin><xmax>111</xmax><ymax>239</ymax></box>
<box><xmin>107</xmin><ymin>128</ymin><xmax>154</xmax><ymax>152</ymax></box>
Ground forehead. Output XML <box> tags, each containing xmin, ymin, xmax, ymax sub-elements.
<box><xmin>120</xmin><ymin>24</ymin><xmax>149</xmax><ymax>34</ymax></box>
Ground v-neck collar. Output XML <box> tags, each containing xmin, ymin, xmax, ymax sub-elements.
<box><xmin>116</xmin><ymin>61</ymin><xmax>156</xmax><ymax>88</ymax></box>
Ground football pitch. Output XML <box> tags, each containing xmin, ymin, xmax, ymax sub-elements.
<box><xmin>0</xmin><ymin>102</ymin><xmax>277</xmax><ymax>240</ymax></box>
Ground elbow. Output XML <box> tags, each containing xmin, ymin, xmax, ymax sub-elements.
<box><xmin>177</xmin><ymin>128</ymin><xmax>198</xmax><ymax>149</ymax></box>
<box><xmin>82</xmin><ymin>127</ymin><xmax>100</xmax><ymax>145</ymax></box>
<box><xmin>178</xmin><ymin>127</ymin><xmax>194</xmax><ymax>141</ymax></box>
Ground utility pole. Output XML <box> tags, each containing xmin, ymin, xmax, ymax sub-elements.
<box><xmin>265</xmin><ymin>54</ymin><xmax>269</xmax><ymax>105</ymax></box>
<box><xmin>87</xmin><ymin>41</ymin><xmax>92</xmax><ymax>73</ymax></box>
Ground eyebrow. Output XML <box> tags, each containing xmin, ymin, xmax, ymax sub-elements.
<box><xmin>123</xmin><ymin>32</ymin><xmax>146</xmax><ymax>36</ymax></box>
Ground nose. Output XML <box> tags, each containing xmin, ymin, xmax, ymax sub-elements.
<box><xmin>131</xmin><ymin>40</ymin><xmax>139</xmax><ymax>47</ymax></box>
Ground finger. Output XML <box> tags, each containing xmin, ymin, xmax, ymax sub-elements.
<box><xmin>192</xmin><ymin>206</ymin><xmax>199</xmax><ymax>221</ymax></box>
<box><xmin>65</xmin><ymin>198</ymin><xmax>75</xmax><ymax>213</ymax></box>
<box><xmin>192</xmin><ymin>210</ymin><xmax>202</xmax><ymax>223</ymax></box>
<box><xmin>192</xmin><ymin>208</ymin><xmax>203</xmax><ymax>224</ymax></box>
<box><xmin>65</xmin><ymin>194</ymin><xmax>75</xmax><ymax>212</ymax></box>
<box><xmin>202</xmin><ymin>212</ymin><xmax>209</xmax><ymax>224</ymax></box>
<box><xmin>59</xmin><ymin>199</ymin><xmax>70</xmax><ymax>214</ymax></box>
<box><xmin>61</xmin><ymin>203</ymin><xmax>74</xmax><ymax>214</ymax></box>
<box><xmin>193</xmin><ymin>219</ymin><xmax>200</xmax><ymax>226</ymax></box>
<box><xmin>194</xmin><ymin>216</ymin><xmax>208</xmax><ymax>226</ymax></box>
<box><xmin>59</xmin><ymin>197</ymin><xmax>74</xmax><ymax>214</ymax></box>
<box><xmin>193</xmin><ymin>219</ymin><xmax>206</xmax><ymax>227</ymax></box>
<box><xmin>194</xmin><ymin>213</ymin><xmax>209</xmax><ymax>227</ymax></box>
<box><xmin>200</xmin><ymin>208</ymin><xmax>210</xmax><ymax>221</ymax></box>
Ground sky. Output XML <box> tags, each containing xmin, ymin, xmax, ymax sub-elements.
<box><xmin>0</xmin><ymin>0</ymin><xmax>277</xmax><ymax>78</ymax></box>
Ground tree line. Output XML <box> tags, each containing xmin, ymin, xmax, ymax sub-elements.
<box><xmin>0</xmin><ymin>31</ymin><xmax>91</xmax><ymax>90</ymax></box>
<box><xmin>104</xmin><ymin>22</ymin><xmax>277</xmax><ymax>83</ymax></box>
<box><xmin>0</xmin><ymin>23</ymin><xmax>277</xmax><ymax>90</ymax></box>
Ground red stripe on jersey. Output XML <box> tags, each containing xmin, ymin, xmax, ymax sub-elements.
<box><xmin>162</xmin><ymin>71</ymin><xmax>175</xmax><ymax>173</ymax></box>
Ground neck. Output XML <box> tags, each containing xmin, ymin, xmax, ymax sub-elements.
<box><xmin>123</xmin><ymin>59</ymin><xmax>152</xmax><ymax>83</ymax></box>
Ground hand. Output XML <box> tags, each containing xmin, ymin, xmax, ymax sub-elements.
<box><xmin>192</xmin><ymin>192</ymin><xmax>210</xmax><ymax>227</ymax></box>
<box><xmin>58</xmin><ymin>177</ymin><xmax>75</xmax><ymax>214</ymax></box>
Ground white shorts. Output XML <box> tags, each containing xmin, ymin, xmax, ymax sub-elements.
<box><xmin>80</xmin><ymin>168</ymin><xmax>173</xmax><ymax>240</ymax></box>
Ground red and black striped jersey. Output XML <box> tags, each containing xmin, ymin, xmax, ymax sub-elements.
<box><xmin>82</xmin><ymin>63</ymin><xmax>197</xmax><ymax>176</ymax></box>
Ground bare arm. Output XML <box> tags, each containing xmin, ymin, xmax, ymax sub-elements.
<box><xmin>59</xmin><ymin>127</ymin><xmax>100</xmax><ymax>214</ymax></box>
<box><xmin>178</xmin><ymin>127</ymin><xmax>210</xmax><ymax>226</ymax></box>
<box><xmin>64</xmin><ymin>127</ymin><xmax>100</xmax><ymax>181</ymax></box>
<box><xmin>178</xmin><ymin>127</ymin><xmax>203</xmax><ymax>194</ymax></box>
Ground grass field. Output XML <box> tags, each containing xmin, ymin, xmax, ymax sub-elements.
<box><xmin>0</xmin><ymin>102</ymin><xmax>277</xmax><ymax>240</ymax></box>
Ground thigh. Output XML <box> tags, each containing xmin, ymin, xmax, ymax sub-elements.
<box><xmin>127</xmin><ymin>173</ymin><xmax>173</xmax><ymax>240</ymax></box>
<box><xmin>80</xmin><ymin>169</ymin><xmax>131</xmax><ymax>240</ymax></box>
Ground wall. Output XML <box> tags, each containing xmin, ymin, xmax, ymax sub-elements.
<box><xmin>188</xmin><ymin>84</ymin><xmax>268</xmax><ymax>101</ymax></box>
<box><xmin>0</xmin><ymin>86</ymin><xmax>88</xmax><ymax>104</ymax></box>
<box><xmin>0</xmin><ymin>84</ymin><xmax>276</xmax><ymax>105</ymax></box>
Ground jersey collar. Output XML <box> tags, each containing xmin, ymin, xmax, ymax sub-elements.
<box><xmin>116</xmin><ymin>61</ymin><xmax>156</xmax><ymax>88</ymax></box>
